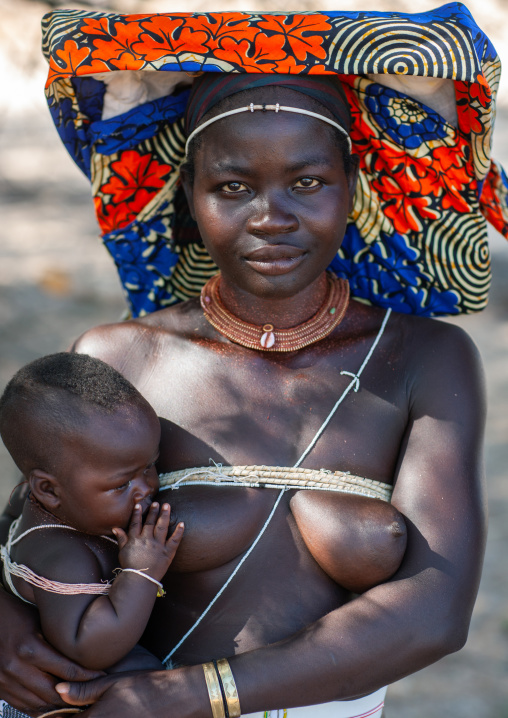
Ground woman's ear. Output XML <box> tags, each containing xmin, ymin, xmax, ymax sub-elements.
<box><xmin>29</xmin><ymin>469</ymin><xmax>62</xmax><ymax>512</ymax></box>
<box><xmin>347</xmin><ymin>154</ymin><xmax>360</xmax><ymax>213</ymax></box>
<box><xmin>180</xmin><ymin>168</ymin><xmax>197</xmax><ymax>221</ymax></box>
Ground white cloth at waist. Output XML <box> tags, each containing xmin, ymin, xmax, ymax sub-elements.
<box><xmin>0</xmin><ymin>688</ymin><xmax>386</xmax><ymax>718</ymax></box>
<box><xmin>243</xmin><ymin>687</ymin><xmax>386</xmax><ymax>718</ymax></box>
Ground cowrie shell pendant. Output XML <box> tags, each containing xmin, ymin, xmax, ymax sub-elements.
<box><xmin>260</xmin><ymin>324</ymin><xmax>275</xmax><ymax>349</ymax></box>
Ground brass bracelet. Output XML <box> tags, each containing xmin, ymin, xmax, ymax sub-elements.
<box><xmin>216</xmin><ymin>658</ymin><xmax>242</xmax><ymax>718</ymax></box>
<box><xmin>203</xmin><ymin>661</ymin><xmax>226</xmax><ymax>718</ymax></box>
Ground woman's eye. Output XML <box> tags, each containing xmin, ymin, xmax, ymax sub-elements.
<box><xmin>294</xmin><ymin>177</ymin><xmax>320</xmax><ymax>189</ymax></box>
<box><xmin>221</xmin><ymin>181</ymin><xmax>247</xmax><ymax>193</ymax></box>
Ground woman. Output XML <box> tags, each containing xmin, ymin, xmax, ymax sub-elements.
<box><xmin>0</xmin><ymin>5</ymin><xmax>500</xmax><ymax>717</ymax></box>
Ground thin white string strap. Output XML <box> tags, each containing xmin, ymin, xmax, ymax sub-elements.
<box><xmin>0</xmin><ymin>546</ymin><xmax>112</xmax><ymax>596</ymax></box>
<box><xmin>8</xmin><ymin>523</ymin><xmax>117</xmax><ymax>547</ymax></box>
<box><xmin>162</xmin><ymin>485</ymin><xmax>286</xmax><ymax>666</ymax></box>
<box><xmin>185</xmin><ymin>104</ymin><xmax>351</xmax><ymax>155</ymax></box>
<box><xmin>1</xmin><ymin>518</ymin><xmax>117</xmax><ymax>603</ymax></box>
<box><xmin>37</xmin><ymin>708</ymin><xmax>82</xmax><ymax>717</ymax></box>
<box><xmin>1</xmin><ymin>547</ymin><xmax>33</xmax><ymax>605</ymax></box>
<box><xmin>162</xmin><ymin>307</ymin><xmax>391</xmax><ymax>665</ymax></box>
<box><xmin>294</xmin><ymin>308</ymin><xmax>391</xmax><ymax>468</ymax></box>
<box><xmin>1</xmin><ymin>518</ymin><xmax>33</xmax><ymax>604</ymax></box>
<box><xmin>165</xmin><ymin>461</ymin><xmax>246</xmax><ymax>491</ymax></box>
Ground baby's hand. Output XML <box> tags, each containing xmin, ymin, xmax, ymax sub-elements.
<box><xmin>113</xmin><ymin>503</ymin><xmax>184</xmax><ymax>582</ymax></box>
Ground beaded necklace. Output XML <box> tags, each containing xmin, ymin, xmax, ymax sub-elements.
<box><xmin>200</xmin><ymin>273</ymin><xmax>350</xmax><ymax>352</ymax></box>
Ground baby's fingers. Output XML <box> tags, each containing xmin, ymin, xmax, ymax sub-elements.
<box><xmin>112</xmin><ymin>527</ymin><xmax>128</xmax><ymax>550</ymax></box>
<box><xmin>127</xmin><ymin>503</ymin><xmax>143</xmax><ymax>537</ymax></box>
<box><xmin>153</xmin><ymin>503</ymin><xmax>171</xmax><ymax>542</ymax></box>
<box><xmin>140</xmin><ymin>502</ymin><xmax>159</xmax><ymax>532</ymax></box>
<box><xmin>165</xmin><ymin>521</ymin><xmax>185</xmax><ymax>560</ymax></box>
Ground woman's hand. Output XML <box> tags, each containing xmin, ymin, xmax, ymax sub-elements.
<box><xmin>56</xmin><ymin>666</ymin><xmax>210</xmax><ymax>718</ymax></box>
<box><xmin>0</xmin><ymin>587</ymin><xmax>102</xmax><ymax>714</ymax></box>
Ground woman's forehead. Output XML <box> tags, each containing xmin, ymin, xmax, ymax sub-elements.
<box><xmin>196</xmin><ymin>111</ymin><xmax>341</xmax><ymax>168</ymax></box>
<box><xmin>201</xmin><ymin>85</ymin><xmax>344</xmax><ymax>124</ymax></box>
<box><xmin>186</xmin><ymin>74</ymin><xmax>351</xmax><ymax>133</ymax></box>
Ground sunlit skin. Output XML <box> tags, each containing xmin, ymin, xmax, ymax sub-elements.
<box><xmin>6</xmin><ymin>403</ymin><xmax>185</xmax><ymax>672</ymax></box>
<box><xmin>0</xmin><ymin>95</ymin><xmax>486</xmax><ymax>718</ymax></box>
<box><xmin>184</xmin><ymin>111</ymin><xmax>358</xmax><ymax>325</ymax></box>
<box><xmin>33</xmin><ymin>404</ymin><xmax>162</xmax><ymax>535</ymax></box>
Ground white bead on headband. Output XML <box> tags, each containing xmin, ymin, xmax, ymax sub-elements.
<box><xmin>185</xmin><ymin>102</ymin><xmax>352</xmax><ymax>156</ymax></box>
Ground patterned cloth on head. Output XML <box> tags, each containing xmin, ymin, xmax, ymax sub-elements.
<box><xmin>184</xmin><ymin>72</ymin><xmax>351</xmax><ymax>135</ymax></box>
<box><xmin>42</xmin><ymin>3</ymin><xmax>508</xmax><ymax>317</ymax></box>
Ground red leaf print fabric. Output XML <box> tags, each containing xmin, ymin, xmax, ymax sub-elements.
<box><xmin>101</xmin><ymin>151</ymin><xmax>170</xmax><ymax>205</ymax></box>
<box><xmin>183</xmin><ymin>14</ymin><xmax>258</xmax><ymax>51</ymax></box>
<box><xmin>257</xmin><ymin>15</ymin><xmax>330</xmax><ymax>61</ymax></box>
<box><xmin>41</xmin><ymin>7</ymin><xmax>508</xmax><ymax>317</ymax></box>
<box><xmin>46</xmin><ymin>40</ymin><xmax>90</xmax><ymax>85</ymax></box>
<box><xmin>215</xmin><ymin>33</ymin><xmax>286</xmax><ymax>71</ymax></box>
<box><xmin>134</xmin><ymin>17</ymin><xmax>209</xmax><ymax>61</ymax></box>
<box><xmin>86</xmin><ymin>21</ymin><xmax>145</xmax><ymax>71</ymax></box>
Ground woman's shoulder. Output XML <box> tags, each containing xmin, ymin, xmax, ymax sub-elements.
<box><xmin>71</xmin><ymin>299</ymin><xmax>202</xmax><ymax>371</ymax></box>
<box><xmin>351</xmin><ymin>299</ymin><xmax>480</xmax><ymax>362</ymax></box>
<box><xmin>382</xmin><ymin>308</ymin><xmax>485</xmax><ymax>414</ymax></box>
<box><xmin>389</xmin><ymin>309</ymin><xmax>482</xmax><ymax>366</ymax></box>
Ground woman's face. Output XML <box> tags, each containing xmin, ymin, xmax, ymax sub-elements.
<box><xmin>183</xmin><ymin>110</ymin><xmax>358</xmax><ymax>300</ymax></box>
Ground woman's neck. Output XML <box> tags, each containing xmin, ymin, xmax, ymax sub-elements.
<box><xmin>218</xmin><ymin>273</ymin><xmax>329</xmax><ymax>329</ymax></box>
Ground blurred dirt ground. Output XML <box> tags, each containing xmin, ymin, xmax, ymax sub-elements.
<box><xmin>0</xmin><ymin>1</ymin><xmax>507</xmax><ymax>716</ymax></box>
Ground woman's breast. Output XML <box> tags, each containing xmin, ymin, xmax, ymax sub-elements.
<box><xmin>146</xmin><ymin>486</ymin><xmax>349</xmax><ymax>663</ymax></box>
<box><xmin>158</xmin><ymin>485</ymin><xmax>281</xmax><ymax>572</ymax></box>
<box><xmin>146</xmin><ymin>484</ymin><xmax>405</xmax><ymax>663</ymax></box>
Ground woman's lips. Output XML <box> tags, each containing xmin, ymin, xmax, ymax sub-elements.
<box><xmin>244</xmin><ymin>244</ymin><xmax>306</xmax><ymax>276</ymax></box>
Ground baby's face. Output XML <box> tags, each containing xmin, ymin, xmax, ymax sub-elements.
<box><xmin>53</xmin><ymin>404</ymin><xmax>161</xmax><ymax>535</ymax></box>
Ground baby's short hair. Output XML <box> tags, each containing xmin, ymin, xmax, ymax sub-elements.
<box><xmin>0</xmin><ymin>353</ymin><xmax>150</xmax><ymax>475</ymax></box>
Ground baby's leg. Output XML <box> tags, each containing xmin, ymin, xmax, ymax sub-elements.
<box><xmin>106</xmin><ymin>644</ymin><xmax>164</xmax><ymax>674</ymax></box>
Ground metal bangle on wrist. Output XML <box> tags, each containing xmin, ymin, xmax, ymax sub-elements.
<box><xmin>203</xmin><ymin>658</ymin><xmax>241</xmax><ymax>718</ymax></box>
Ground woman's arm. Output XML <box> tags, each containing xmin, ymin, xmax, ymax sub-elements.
<box><xmin>0</xmin><ymin>586</ymin><xmax>103</xmax><ymax>714</ymax></box>
<box><xmin>0</xmin><ymin>480</ymin><xmax>103</xmax><ymax>713</ymax></box>
<box><xmin>58</xmin><ymin>322</ymin><xmax>488</xmax><ymax>716</ymax></box>
<box><xmin>0</xmin><ymin>482</ymin><xmax>29</xmax><ymax>543</ymax></box>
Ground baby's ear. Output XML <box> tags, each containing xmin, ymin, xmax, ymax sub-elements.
<box><xmin>29</xmin><ymin>469</ymin><xmax>62</xmax><ymax>511</ymax></box>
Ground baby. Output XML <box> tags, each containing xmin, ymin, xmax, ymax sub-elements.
<box><xmin>0</xmin><ymin>352</ymin><xmax>183</xmax><ymax>672</ymax></box>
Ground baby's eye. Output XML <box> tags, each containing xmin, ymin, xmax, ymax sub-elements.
<box><xmin>221</xmin><ymin>181</ymin><xmax>248</xmax><ymax>193</ymax></box>
<box><xmin>111</xmin><ymin>480</ymin><xmax>132</xmax><ymax>492</ymax></box>
<box><xmin>294</xmin><ymin>177</ymin><xmax>320</xmax><ymax>189</ymax></box>
<box><xmin>144</xmin><ymin>453</ymin><xmax>160</xmax><ymax>475</ymax></box>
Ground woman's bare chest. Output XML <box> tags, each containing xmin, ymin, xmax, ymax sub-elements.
<box><xmin>142</xmin><ymin>342</ymin><xmax>408</xmax><ymax>482</ymax></box>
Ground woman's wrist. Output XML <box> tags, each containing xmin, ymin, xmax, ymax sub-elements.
<box><xmin>202</xmin><ymin>659</ymin><xmax>241</xmax><ymax>718</ymax></box>
<box><xmin>170</xmin><ymin>664</ymin><xmax>213</xmax><ymax>718</ymax></box>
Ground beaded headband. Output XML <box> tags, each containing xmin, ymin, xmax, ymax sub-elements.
<box><xmin>185</xmin><ymin>102</ymin><xmax>352</xmax><ymax>156</ymax></box>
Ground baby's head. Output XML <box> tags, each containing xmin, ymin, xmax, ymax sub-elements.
<box><xmin>0</xmin><ymin>353</ymin><xmax>161</xmax><ymax>534</ymax></box>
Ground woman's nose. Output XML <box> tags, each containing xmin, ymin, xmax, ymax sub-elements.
<box><xmin>247</xmin><ymin>192</ymin><xmax>298</xmax><ymax>237</ymax></box>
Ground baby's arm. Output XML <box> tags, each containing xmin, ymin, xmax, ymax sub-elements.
<box><xmin>33</xmin><ymin>503</ymin><xmax>184</xmax><ymax>670</ymax></box>
<box><xmin>106</xmin><ymin>644</ymin><xmax>166</xmax><ymax>673</ymax></box>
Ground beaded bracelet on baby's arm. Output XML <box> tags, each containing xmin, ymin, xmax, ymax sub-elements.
<box><xmin>202</xmin><ymin>658</ymin><xmax>241</xmax><ymax>718</ymax></box>
<box><xmin>119</xmin><ymin>567</ymin><xmax>166</xmax><ymax>597</ymax></box>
